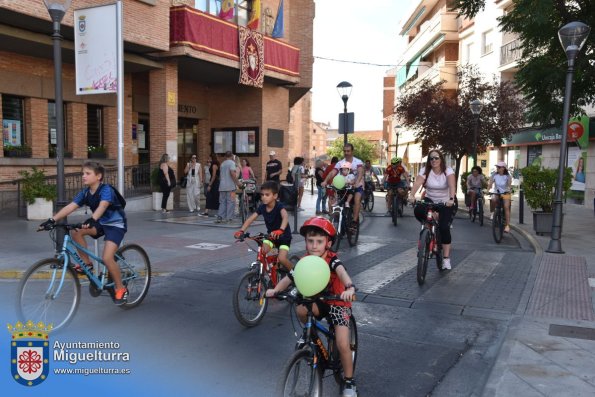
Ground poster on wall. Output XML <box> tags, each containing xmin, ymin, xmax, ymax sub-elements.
<box><xmin>568</xmin><ymin>146</ymin><xmax>585</xmax><ymax>192</ymax></box>
<box><xmin>236</xmin><ymin>130</ymin><xmax>256</xmax><ymax>154</ymax></box>
<box><xmin>527</xmin><ymin>145</ymin><xmax>542</xmax><ymax>167</ymax></box>
<box><xmin>214</xmin><ymin>131</ymin><xmax>233</xmax><ymax>153</ymax></box>
<box><xmin>567</xmin><ymin>116</ymin><xmax>589</xmax><ymax>199</ymax></box>
<box><xmin>2</xmin><ymin>119</ymin><xmax>22</xmax><ymax>146</ymax></box>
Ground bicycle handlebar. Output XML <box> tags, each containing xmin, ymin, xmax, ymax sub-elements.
<box><xmin>274</xmin><ymin>289</ymin><xmax>357</xmax><ymax>303</ymax></box>
<box><xmin>37</xmin><ymin>223</ymin><xmax>84</xmax><ymax>232</ymax></box>
<box><xmin>235</xmin><ymin>232</ymin><xmax>272</xmax><ymax>243</ymax></box>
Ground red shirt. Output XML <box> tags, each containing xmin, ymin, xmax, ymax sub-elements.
<box><xmin>323</xmin><ymin>252</ymin><xmax>351</xmax><ymax>307</ymax></box>
<box><xmin>385</xmin><ymin>165</ymin><xmax>405</xmax><ymax>184</ymax></box>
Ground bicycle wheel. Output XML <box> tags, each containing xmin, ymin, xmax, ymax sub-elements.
<box><xmin>478</xmin><ymin>198</ymin><xmax>484</xmax><ymax>226</ymax></box>
<box><xmin>116</xmin><ymin>244</ymin><xmax>151</xmax><ymax>309</ymax></box>
<box><xmin>277</xmin><ymin>347</ymin><xmax>322</xmax><ymax>397</ymax></box>
<box><xmin>492</xmin><ymin>208</ymin><xmax>503</xmax><ymax>243</ymax></box>
<box><xmin>398</xmin><ymin>195</ymin><xmax>404</xmax><ymax>217</ymax></box>
<box><xmin>367</xmin><ymin>191</ymin><xmax>374</xmax><ymax>212</ymax></box>
<box><xmin>417</xmin><ymin>229</ymin><xmax>430</xmax><ymax>285</ymax></box>
<box><xmin>392</xmin><ymin>195</ymin><xmax>398</xmax><ymax>226</ymax></box>
<box><xmin>345</xmin><ymin>208</ymin><xmax>358</xmax><ymax>247</ymax></box>
<box><xmin>240</xmin><ymin>193</ymin><xmax>250</xmax><ymax>224</ymax></box>
<box><xmin>17</xmin><ymin>258</ymin><xmax>81</xmax><ymax>331</ymax></box>
<box><xmin>232</xmin><ymin>270</ymin><xmax>268</xmax><ymax>327</ymax></box>
<box><xmin>333</xmin><ymin>314</ymin><xmax>359</xmax><ymax>385</ymax></box>
<box><xmin>331</xmin><ymin>212</ymin><xmax>342</xmax><ymax>252</ymax></box>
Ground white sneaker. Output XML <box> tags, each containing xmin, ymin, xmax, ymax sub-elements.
<box><xmin>442</xmin><ymin>258</ymin><xmax>452</xmax><ymax>270</ymax></box>
<box><xmin>342</xmin><ymin>384</ymin><xmax>357</xmax><ymax>397</ymax></box>
<box><xmin>490</xmin><ymin>213</ymin><xmax>494</xmax><ymax>220</ymax></box>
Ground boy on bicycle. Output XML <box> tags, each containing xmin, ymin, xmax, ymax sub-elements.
<box><xmin>265</xmin><ymin>217</ymin><xmax>357</xmax><ymax>397</ymax></box>
<box><xmin>384</xmin><ymin>157</ymin><xmax>409</xmax><ymax>213</ymax></box>
<box><xmin>234</xmin><ymin>181</ymin><xmax>293</xmax><ymax>271</ymax></box>
<box><xmin>39</xmin><ymin>161</ymin><xmax>128</xmax><ymax>305</ymax></box>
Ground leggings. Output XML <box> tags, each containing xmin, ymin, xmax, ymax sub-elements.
<box><xmin>160</xmin><ymin>184</ymin><xmax>171</xmax><ymax>210</ymax></box>
<box><xmin>414</xmin><ymin>201</ymin><xmax>454</xmax><ymax>244</ymax></box>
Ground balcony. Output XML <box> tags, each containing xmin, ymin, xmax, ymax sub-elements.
<box><xmin>405</xmin><ymin>61</ymin><xmax>458</xmax><ymax>91</ymax></box>
<box><xmin>500</xmin><ymin>39</ymin><xmax>522</xmax><ymax>67</ymax></box>
<box><xmin>168</xmin><ymin>6</ymin><xmax>300</xmax><ymax>84</ymax></box>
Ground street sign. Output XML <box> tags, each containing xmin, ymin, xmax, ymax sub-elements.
<box><xmin>338</xmin><ymin>112</ymin><xmax>354</xmax><ymax>134</ymax></box>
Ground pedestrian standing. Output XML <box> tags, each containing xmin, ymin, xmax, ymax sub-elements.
<box><xmin>217</xmin><ymin>151</ymin><xmax>243</xmax><ymax>223</ymax></box>
<box><xmin>184</xmin><ymin>154</ymin><xmax>204</xmax><ymax>214</ymax></box>
<box><xmin>315</xmin><ymin>159</ymin><xmax>327</xmax><ymax>215</ymax></box>
<box><xmin>203</xmin><ymin>159</ymin><xmax>212</xmax><ymax>199</ymax></box>
<box><xmin>203</xmin><ymin>153</ymin><xmax>220</xmax><ymax>216</ymax></box>
<box><xmin>159</xmin><ymin>153</ymin><xmax>176</xmax><ymax>213</ymax></box>
<box><xmin>264</xmin><ymin>150</ymin><xmax>282</xmax><ymax>182</ymax></box>
<box><xmin>291</xmin><ymin>157</ymin><xmax>306</xmax><ymax>211</ymax></box>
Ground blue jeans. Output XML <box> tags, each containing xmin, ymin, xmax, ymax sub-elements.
<box><xmin>218</xmin><ymin>191</ymin><xmax>235</xmax><ymax>220</ymax></box>
<box><xmin>316</xmin><ymin>185</ymin><xmax>327</xmax><ymax>212</ymax></box>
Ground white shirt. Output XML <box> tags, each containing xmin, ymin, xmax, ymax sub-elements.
<box><xmin>335</xmin><ymin>157</ymin><xmax>364</xmax><ymax>187</ymax></box>
<box><xmin>492</xmin><ymin>174</ymin><xmax>511</xmax><ymax>193</ymax></box>
<box><xmin>418</xmin><ymin>167</ymin><xmax>454</xmax><ymax>203</ymax></box>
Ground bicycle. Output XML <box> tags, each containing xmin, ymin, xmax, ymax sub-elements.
<box><xmin>232</xmin><ymin>232</ymin><xmax>299</xmax><ymax>327</ymax></box>
<box><xmin>362</xmin><ymin>181</ymin><xmax>375</xmax><ymax>212</ymax></box>
<box><xmin>327</xmin><ymin>186</ymin><xmax>359</xmax><ymax>252</ymax></box>
<box><xmin>17</xmin><ymin>223</ymin><xmax>151</xmax><ymax>331</ymax></box>
<box><xmin>468</xmin><ymin>188</ymin><xmax>484</xmax><ymax>226</ymax></box>
<box><xmin>275</xmin><ymin>290</ymin><xmax>358</xmax><ymax>397</ymax></box>
<box><xmin>238</xmin><ymin>179</ymin><xmax>256</xmax><ymax>224</ymax></box>
<box><xmin>414</xmin><ymin>200</ymin><xmax>447</xmax><ymax>285</ymax></box>
<box><xmin>489</xmin><ymin>192</ymin><xmax>507</xmax><ymax>244</ymax></box>
<box><xmin>386</xmin><ymin>183</ymin><xmax>405</xmax><ymax>226</ymax></box>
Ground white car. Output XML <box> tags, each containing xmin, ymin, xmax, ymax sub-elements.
<box><xmin>371</xmin><ymin>165</ymin><xmax>385</xmax><ymax>191</ymax></box>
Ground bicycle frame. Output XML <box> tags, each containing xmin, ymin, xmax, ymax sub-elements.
<box><xmin>296</xmin><ymin>299</ymin><xmax>340</xmax><ymax>371</ymax></box>
<box><xmin>329</xmin><ymin>187</ymin><xmax>355</xmax><ymax>235</ymax></box>
<box><xmin>243</xmin><ymin>234</ymin><xmax>283</xmax><ymax>287</ymax></box>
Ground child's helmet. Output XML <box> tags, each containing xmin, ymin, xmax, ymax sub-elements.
<box><xmin>340</xmin><ymin>161</ymin><xmax>352</xmax><ymax>169</ymax></box>
<box><xmin>300</xmin><ymin>216</ymin><xmax>337</xmax><ymax>242</ymax></box>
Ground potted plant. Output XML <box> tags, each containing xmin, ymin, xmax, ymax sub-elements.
<box><xmin>521</xmin><ymin>164</ymin><xmax>572</xmax><ymax>235</ymax></box>
<box><xmin>4</xmin><ymin>143</ymin><xmax>32</xmax><ymax>158</ymax></box>
<box><xmin>49</xmin><ymin>146</ymin><xmax>72</xmax><ymax>158</ymax></box>
<box><xmin>150</xmin><ymin>167</ymin><xmax>173</xmax><ymax>210</ymax></box>
<box><xmin>87</xmin><ymin>145</ymin><xmax>107</xmax><ymax>159</ymax></box>
<box><xmin>19</xmin><ymin>167</ymin><xmax>57</xmax><ymax>220</ymax></box>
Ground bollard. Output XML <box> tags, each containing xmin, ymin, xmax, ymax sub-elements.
<box><xmin>293</xmin><ymin>168</ymin><xmax>300</xmax><ymax>234</ymax></box>
<box><xmin>519</xmin><ymin>187</ymin><xmax>524</xmax><ymax>224</ymax></box>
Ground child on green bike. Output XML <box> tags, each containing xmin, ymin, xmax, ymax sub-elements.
<box><xmin>39</xmin><ymin>161</ymin><xmax>128</xmax><ymax>305</ymax></box>
<box><xmin>234</xmin><ymin>181</ymin><xmax>293</xmax><ymax>271</ymax></box>
<box><xmin>265</xmin><ymin>216</ymin><xmax>358</xmax><ymax>397</ymax></box>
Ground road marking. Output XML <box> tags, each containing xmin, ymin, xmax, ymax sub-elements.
<box><xmin>588</xmin><ymin>278</ymin><xmax>595</xmax><ymax>288</ymax></box>
<box><xmin>352</xmin><ymin>247</ymin><xmax>418</xmax><ymax>293</ymax></box>
<box><xmin>186</xmin><ymin>242</ymin><xmax>230</xmax><ymax>250</ymax></box>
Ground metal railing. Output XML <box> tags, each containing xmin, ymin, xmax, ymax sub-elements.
<box><xmin>0</xmin><ymin>162</ymin><xmax>157</xmax><ymax>217</ymax></box>
<box><xmin>500</xmin><ymin>39</ymin><xmax>522</xmax><ymax>66</ymax></box>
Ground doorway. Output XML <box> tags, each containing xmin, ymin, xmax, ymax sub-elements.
<box><xmin>178</xmin><ymin>118</ymin><xmax>198</xmax><ymax>177</ymax></box>
<box><xmin>137</xmin><ymin>114</ymin><xmax>150</xmax><ymax>165</ymax></box>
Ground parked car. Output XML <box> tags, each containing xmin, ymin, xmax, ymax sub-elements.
<box><xmin>371</xmin><ymin>165</ymin><xmax>385</xmax><ymax>191</ymax></box>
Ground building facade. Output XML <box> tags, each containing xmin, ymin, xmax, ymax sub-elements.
<box><xmin>0</xmin><ymin>0</ymin><xmax>314</xmax><ymax>197</ymax></box>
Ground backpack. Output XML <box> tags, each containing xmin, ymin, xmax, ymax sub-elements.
<box><xmin>286</xmin><ymin>168</ymin><xmax>294</xmax><ymax>184</ymax></box>
<box><xmin>85</xmin><ymin>184</ymin><xmax>126</xmax><ymax>210</ymax></box>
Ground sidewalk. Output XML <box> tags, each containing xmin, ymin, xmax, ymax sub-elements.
<box><xmin>459</xmin><ymin>191</ymin><xmax>595</xmax><ymax>396</ymax></box>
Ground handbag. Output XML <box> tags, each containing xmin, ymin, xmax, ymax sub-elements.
<box><xmin>180</xmin><ymin>176</ymin><xmax>188</xmax><ymax>188</ymax></box>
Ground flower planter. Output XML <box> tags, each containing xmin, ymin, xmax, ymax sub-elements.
<box><xmin>88</xmin><ymin>152</ymin><xmax>107</xmax><ymax>159</ymax></box>
<box><xmin>532</xmin><ymin>211</ymin><xmax>554</xmax><ymax>236</ymax></box>
<box><xmin>27</xmin><ymin>198</ymin><xmax>53</xmax><ymax>220</ymax></box>
<box><xmin>4</xmin><ymin>149</ymin><xmax>32</xmax><ymax>158</ymax></box>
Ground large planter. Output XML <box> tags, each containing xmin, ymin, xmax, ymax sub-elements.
<box><xmin>532</xmin><ymin>211</ymin><xmax>554</xmax><ymax>235</ymax></box>
<box><xmin>27</xmin><ymin>198</ymin><xmax>53</xmax><ymax>220</ymax></box>
<box><xmin>152</xmin><ymin>192</ymin><xmax>173</xmax><ymax>211</ymax></box>
<box><xmin>88</xmin><ymin>152</ymin><xmax>107</xmax><ymax>159</ymax></box>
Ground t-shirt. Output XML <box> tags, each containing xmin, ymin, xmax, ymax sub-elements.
<box><xmin>265</xmin><ymin>159</ymin><xmax>282</xmax><ymax>181</ymax></box>
<box><xmin>418</xmin><ymin>167</ymin><xmax>454</xmax><ymax>203</ymax></box>
<box><xmin>335</xmin><ymin>157</ymin><xmax>364</xmax><ymax>187</ymax></box>
<box><xmin>256</xmin><ymin>201</ymin><xmax>292</xmax><ymax>241</ymax></box>
<box><xmin>322</xmin><ymin>163</ymin><xmax>337</xmax><ymax>185</ymax></box>
<box><xmin>322</xmin><ymin>252</ymin><xmax>351</xmax><ymax>308</ymax></box>
<box><xmin>73</xmin><ymin>184</ymin><xmax>126</xmax><ymax>229</ymax></box>
<box><xmin>219</xmin><ymin>159</ymin><xmax>237</xmax><ymax>192</ymax></box>
<box><xmin>315</xmin><ymin>167</ymin><xmax>324</xmax><ymax>187</ymax></box>
<box><xmin>492</xmin><ymin>174</ymin><xmax>511</xmax><ymax>194</ymax></box>
<box><xmin>385</xmin><ymin>165</ymin><xmax>407</xmax><ymax>184</ymax></box>
<box><xmin>467</xmin><ymin>174</ymin><xmax>485</xmax><ymax>189</ymax></box>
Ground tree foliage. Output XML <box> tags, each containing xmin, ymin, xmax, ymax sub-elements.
<box><xmin>326</xmin><ymin>135</ymin><xmax>378</xmax><ymax>163</ymax></box>
<box><xmin>452</xmin><ymin>0</ymin><xmax>595</xmax><ymax>125</ymax></box>
<box><xmin>393</xmin><ymin>65</ymin><xmax>525</xmax><ymax>179</ymax></box>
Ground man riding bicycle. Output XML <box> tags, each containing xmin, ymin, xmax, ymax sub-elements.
<box><xmin>384</xmin><ymin>157</ymin><xmax>409</xmax><ymax>214</ymax></box>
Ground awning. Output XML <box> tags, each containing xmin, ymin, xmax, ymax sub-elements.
<box><xmin>406</xmin><ymin>54</ymin><xmax>422</xmax><ymax>80</ymax></box>
<box><xmin>397</xmin><ymin>66</ymin><xmax>407</xmax><ymax>87</ymax></box>
<box><xmin>421</xmin><ymin>35</ymin><xmax>445</xmax><ymax>59</ymax></box>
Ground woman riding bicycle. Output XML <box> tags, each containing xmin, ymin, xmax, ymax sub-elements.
<box><xmin>384</xmin><ymin>157</ymin><xmax>409</xmax><ymax>214</ymax></box>
<box><xmin>466</xmin><ymin>166</ymin><xmax>485</xmax><ymax>212</ymax></box>
<box><xmin>408</xmin><ymin>150</ymin><xmax>456</xmax><ymax>270</ymax></box>
<box><xmin>488</xmin><ymin>161</ymin><xmax>512</xmax><ymax>233</ymax></box>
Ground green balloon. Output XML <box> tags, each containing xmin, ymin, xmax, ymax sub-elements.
<box><xmin>293</xmin><ymin>255</ymin><xmax>330</xmax><ymax>297</ymax></box>
<box><xmin>332</xmin><ymin>174</ymin><xmax>346</xmax><ymax>189</ymax></box>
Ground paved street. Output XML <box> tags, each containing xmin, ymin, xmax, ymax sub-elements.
<box><xmin>1</xmin><ymin>191</ymin><xmax>549</xmax><ymax>396</ymax></box>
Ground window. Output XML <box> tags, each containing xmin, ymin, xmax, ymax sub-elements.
<box><xmin>236</xmin><ymin>0</ymin><xmax>250</xmax><ymax>26</ymax></box>
<box><xmin>466</xmin><ymin>42</ymin><xmax>474</xmax><ymax>63</ymax></box>
<box><xmin>87</xmin><ymin>105</ymin><xmax>104</xmax><ymax>148</ymax></box>
<box><xmin>194</xmin><ymin>0</ymin><xmax>219</xmax><ymax>15</ymax></box>
<box><xmin>527</xmin><ymin>145</ymin><xmax>542</xmax><ymax>166</ymax></box>
<box><xmin>482</xmin><ymin>30</ymin><xmax>493</xmax><ymax>55</ymax></box>
<box><xmin>194</xmin><ymin>0</ymin><xmax>252</xmax><ymax>25</ymax></box>
<box><xmin>2</xmin><ymin>95</ymin><xmax>25</xmax><ymax>146</ymax></box>
<box><xmin>48</xmin><ymin>101</ymin><xmax>68</xmax><ymax>150</ymax></box>
<box><xmin>212</xmin><ymin>127</ymin><xmax>259</xmax><ymax>155</ymax></box>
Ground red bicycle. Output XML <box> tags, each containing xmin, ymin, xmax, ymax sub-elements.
<box><xmin>232</xmin><ymin>233</ymin><xmax>298</xmax><ymax>327</ymax></box>
<box><xmin>414</xmin><ymin>200</ymin><xmax>446</xmax><ymax>285</ymax></box>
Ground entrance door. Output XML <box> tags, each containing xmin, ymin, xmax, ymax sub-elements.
<box><xmin>178</xmin><ymin>118</ymin><xmax>198</xmax><ymax>177</ymax></box>
<box><xmin>138</xmin><ymin>114</ymin><xmax>150</xmax><ymax>164</ymax></box>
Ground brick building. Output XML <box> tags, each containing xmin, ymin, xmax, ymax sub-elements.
<box><xmin>0</xmin><ymin>0</ymin><xmax>314</xmax><ymax>194</ymax></box>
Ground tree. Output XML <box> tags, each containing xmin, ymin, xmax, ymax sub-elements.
<box><xmin>452</xmin><ymin>0</ymin><xmax>595</xmax><ymax>126</ymax></box>
<box><xmin>393</xmin><ymin>65</ymin><xmax>525</xmax><ymax>181</ymax></box>
<box><xmin>326</xmin><ymin>135</ymin><xmax>378</xmax><ymax>163</ymax></box>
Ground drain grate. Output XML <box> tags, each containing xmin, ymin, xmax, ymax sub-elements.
<box><xmin>548</xmin><ymin>324</ymin><xmax>595</xmax><ymax>341</ymax></box>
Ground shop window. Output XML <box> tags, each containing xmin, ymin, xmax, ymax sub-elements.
<box><xmin>212</xmin><ymin>127</ymin><xmax>259</xmax><ymax>155</ymax></box>
<box><xmin>48</xmin><ymin>101</ymin><xmax>69</xmax><ymax>157</ymax></box>
<box><xmin>527</xmin><ymin>145</ymin><xmax>542</xmax><ymax>166</ymax></box>
<box><xmin>2</xmin><ymin>95</ymin><xmax>25</xmax><ymax>147</ymax></box>
<box><xmin>87</xmin><ymin>105</ymin><xmax>104</xmax><ymax>148</ymax></box>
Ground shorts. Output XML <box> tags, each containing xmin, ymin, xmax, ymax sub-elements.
<box><xmin>264</xmin><ymin>238</ymin><xmax>291</xmax><ymax>252</ymax></box>
<box><xmin>501</xmin><ymin>193</ymin><xmax>512</xmax><ymax>200</ymax></box>
<box><xmin>91</xmin><ymin>224</ymin><xmax>127</xmax><ymax>246</ymax></box>
<box><xmin>354</xmin><ymin>186</ymin><xmax>364</xmax><ymax>195</ymax></box>
<box><xmin>316</xmin><ymin>301</ymin><xmax>351</xmax><ymax>327</ymax></box>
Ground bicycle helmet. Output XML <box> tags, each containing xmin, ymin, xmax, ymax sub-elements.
<box><xmin>300</xmin><ymin>216</ymin><xmax>337</xmax><ymax>241</ymax></box>
<box><xmin>340</xmin><ymin>161</ymin><xmax>352</xmax><ymax>169</ymax></box>
<box><xmin>390</xmin><ymin>157</ymin><xmax>400</xmax><ymax>164</ymax></box>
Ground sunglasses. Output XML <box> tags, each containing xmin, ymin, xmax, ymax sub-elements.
<box><xmin>429</xmin><ymin>156</ymin><xmax>440</xmax><ymax>161</ymax></box>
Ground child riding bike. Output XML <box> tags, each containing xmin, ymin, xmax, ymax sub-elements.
<box><xmin>38</xmin><ymin>161</ymin><xmax>129</xmax><ymax>305</ymax></box>
<box><xmin>234</xmin><ymin>181</ymin><xmax>293</xmax><ymax>271</ymax></box>
<box><xmin>384</xmin><ymin>157</ymin><xmax>409</xmax><ymax>213</ymax></box>
<box><xmin>339</xmin><ymin>162</ymin><xmax>356</xmax><ymax>208</ymax></box>
<box><xmin>466</xmin><ymin>166</ymin><xmax>486</xmax><ymax>212</ymax></box>
<box><xmin>266</xmin><ymin>216</ymin><xmax>358</xmax><ymax>397</ymax></box>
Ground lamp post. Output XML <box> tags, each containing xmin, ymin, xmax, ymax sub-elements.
<box><xmin>394</xmin><ymin>125</ymin><xmax>400</xmax><ymax>160</ymax></box>
<box><xmin>470</xmin><ymin>99</ymin><xmax>483</xmax><ymax>167</ymax></box>
<box><xmin>547</xmin><ymin>21</ymin><xmax>591</xmax><ymax>254</ymax></box>
<box><xmin>337</xmin><ymin>81</ymin><xmax>352</xmax><ymax>145</ymax></box>
<box><xmin>44</xmin><ymin>0</ymin><xmax>71</xmax><ymax>247</ymax></box>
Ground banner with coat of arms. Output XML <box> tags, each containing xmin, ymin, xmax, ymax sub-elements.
<box><xmin>238</xmin><ymin>26</ymin><xmax>264</xmax><ymax>88</ymax></box>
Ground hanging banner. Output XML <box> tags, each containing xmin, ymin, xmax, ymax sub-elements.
<box><xmin>567</xmin><ymin>116</ymin><xmax>589</xmax><ymax>196</ymax></box>
<box><xmin>238</xmin><ymin>26</ymin><xmax>264</xmax><ymax>88</ymax></box>
<box><xmin>74</xmin><ymin>4</ymin><xmax>118</xmax><ymax>95</ymax></box>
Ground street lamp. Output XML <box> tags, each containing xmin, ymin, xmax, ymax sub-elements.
<box><xmin>470</xmin><ymin>99</ymin><xmax>483</xmax><ymax>167</ymax></box>
<box><xmin>44</xmin><ymin>0</ymin><xmax>71</xmax><ymax>247</ymax></box>
<box><xmin>394</xmin><ymin>125</ymin><xmax>400</xmax><ymax>160</ymax></box>
<box><xmin>547</xmin><ymin>21</ymin><xmax>591</xmax><ymax>254</ymax></box>
<box><xmin>337</xmin><ymin>81</ymin><xmax>352</xmax><ymax>145</ymax></box>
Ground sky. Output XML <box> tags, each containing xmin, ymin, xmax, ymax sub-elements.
<box><xmin>312</xmin><ymin>0</ymin><xmax>410</xmax><ymax>131</ymax></box>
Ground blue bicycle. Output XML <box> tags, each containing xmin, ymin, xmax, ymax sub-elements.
<box><xmin>16</xmin><ymin>223</ymin><xmax>151</xmax><ymax>331</ymax></box>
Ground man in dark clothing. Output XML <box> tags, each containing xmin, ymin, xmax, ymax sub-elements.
<box><xmin>264</xmin><ymin>150</ymin><xmax>282</xmax><ymax>182</ymax></box>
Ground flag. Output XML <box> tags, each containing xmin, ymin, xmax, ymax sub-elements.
<box><xmin>247</xmin><ymin>0</ymin><xmax>260</xmax><ymax>30</ymax></box>
<box><xmin>219</xmin><ymin>0</ymin><xmax>234</xmax><ymax>21</ymax></box>
<box><xmin>272</xmin><ymin>0</ymin><xmax>284</xmax><ymax>38</ymax></box>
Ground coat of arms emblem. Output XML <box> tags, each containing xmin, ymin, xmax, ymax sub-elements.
<box><xmin>8</xmin><ymin>321</ymin><xmax>52</xmax><ymax>386</ymax></box>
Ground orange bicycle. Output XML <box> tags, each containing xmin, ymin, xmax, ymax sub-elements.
<box><xmin>232</xmin><ymin>233</ymin><xmax>298</xmax><ymax>327</ymax></box>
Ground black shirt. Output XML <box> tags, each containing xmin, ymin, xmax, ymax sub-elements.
<box><xmin>315</xmin><ymin>167</ymin><xmax>324</xmax><ymax>187</ymax></box>
<box><xmin>257</xmin><ymin>201</ymin><xmax>291</xmax><ymax>241</ymax></box>
<box><xmin>265</xmin><ymin>159</ymin><xmax>282</xmax><ymax>182</ymax></box>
